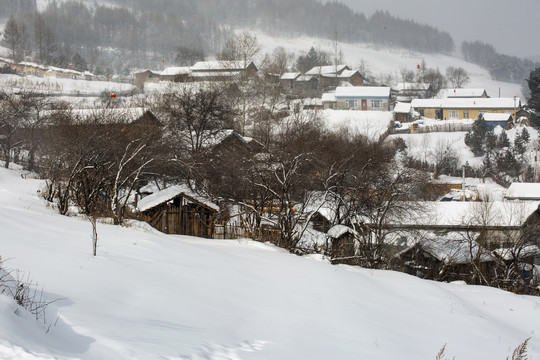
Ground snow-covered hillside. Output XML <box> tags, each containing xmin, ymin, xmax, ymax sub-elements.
<box><xmin>1</xmin><ymin>166</ymin><xmax>540</xmax><ymax>359</ymax></box>
<box><xmin>253</xmin><ymin>31</ymin><xmax>524</xmax><ymax>99</ymax></box>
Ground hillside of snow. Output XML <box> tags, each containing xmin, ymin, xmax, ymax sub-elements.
<box><xmin>1</xmin><ymin>166</ymin><xmax>540</xmax><ymax>359</ymax></box>
<box><xmin>253</xmin><ymin>31</ymin><xmax>524</xmax><ymax>100</ymax></box>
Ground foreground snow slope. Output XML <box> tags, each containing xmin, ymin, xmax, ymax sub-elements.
<box><xmin>1</xmin><ymin>167</ymin><xmax>540</xmax><ymax>359</ymax></box>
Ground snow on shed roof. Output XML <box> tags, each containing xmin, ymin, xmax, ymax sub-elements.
<box><xmin>327</xmin><ymin>225</ymin><xmax>359</xmax><ymax>239</ymax></box>
<box><xmin>160</xmin><ymin>67</ymin><xmax>191</xmax><ymax>76</ymax></box>
<box><xmin>137</xmin><ymin>185</ymin><xmax>219</xmax><ymax>212</ymax></box>
<box><xmin>335</xmin><ymin>86</ymin><xmax>391</xmax><ymax>98</ymax></box>
<box><xmin>393</xmin><ymin>102</ymin><xmax>412</xmax><ymax>114</ymax></box>
<box><xmin>191</xmin><ymin>60</ymin><xmax>255</xmax><ymax>71</ymax></box>
<box><xmin>305</xmin><ymin>64</ymin><xmax>349</xmax><ymax>76</ymax></box>
<box><xmin>482</xmin><ymin>113</ymin><xmax>512</xmax><ymax>121</ymax></box>
<box><xmin>411</xmin><ymin>98</ymin><xmax>520</xmax><ymax>109</ymax></box>
<box><xmin>280</xmin><ymin>72</ymin><xmax>301</xmax><ymax>80</ymax></box>
<box><xmin>446</xmin><ymin>88</ymin><xmax>487</xmax><ymax>98</ymax></box>
<box><xmin>403</xmin><ymin>233</ymin><xmax>494</xmax><ymax>264</ymax></box>
<box><xmin>322</xmin><ymin>92</ymin><xmax>337</xmax><ymax>102</ymax></box>
<box><xmin>506</xmin><ymin>183</ymin><xmax>540</xmax><ymax>200</ymax></box>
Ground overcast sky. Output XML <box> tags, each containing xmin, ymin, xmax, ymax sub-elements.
<box><xmin>335</xmin><ymin>0</ymin><xmax>540</xmax><ymax>59</ymax></box>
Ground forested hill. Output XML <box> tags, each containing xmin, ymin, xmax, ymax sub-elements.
<box><xmin>0</xmin><ymin>0</ymin><xmax>454</xmax><ymax>73</ymax></box>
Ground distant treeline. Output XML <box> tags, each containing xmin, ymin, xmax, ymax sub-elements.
<box><xmin>116</xmin><ymin>0</ymin><xmax>455</xmax><ymax>54</ymax></box>
<box><xmin>462</xmin><ymin>41</ymin><xmax>539</xmax><ymax>84</ymax></box>
<box><xmin>0</xmin><ymin>0</ymin><xmax>457</xmax><ymax>74</ymax></box>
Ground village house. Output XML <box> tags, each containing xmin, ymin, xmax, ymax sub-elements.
<box><xmin>137</xmin><ymin>185</ymin><xmax>219</xmax><ymax>238</ymax></box>
<box><xmin>394</xmin><ymin>232</ymin><xmax>497</xmax><ymax>283</ymax></box>
<box><xmin>410</xmin><ymin>97</ymin><xmax>521</xmax><ymax>120</ymax></box>
<box><xmin>294</xmin><ymin>75</ymin><xmax>319</xmax><ymax>93</ymax></box>
<box><xmin>160</xmin><ymin>66</ymin><xmax>191</xmax><ymax>82</ymax></box>
<box><xmin>482</xmin><ymin>113</ymin><xmax>513</xmax><ymax>130</ymax></box>
<box><xmin>279</xmin><ymin>72</ymin><xmax>301</xmax><ymax>91</ymax></box>
<box><xmin>189</xmin><ymin>60</ymin><xmax>258</xmax><ymax>81</ymax></box>
<box><xmin>393</xmin><ymin>102</ymin><xmax>419</xmax><ymax>122</ymax></box>
<box><xmin>334</xmin><ymin>86</ymin><xmax>391</xmax><ymax>111</ymax></box>
<box><xmin>133</xmin><ymin>69</ymin><xmax>162</xmax><ymax>89</ymax></box>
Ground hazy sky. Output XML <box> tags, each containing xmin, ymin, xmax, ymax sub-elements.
<box><xmin>335</xmin><ymin>0</ymin><xmax>540</xmax><ymax>59</ymax></box>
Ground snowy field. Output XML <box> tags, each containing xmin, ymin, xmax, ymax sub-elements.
<box><xmin>321</xmin><ymin>109</ymin><xmax>393</xmax><ymax>140</ymax></box>
<box><xmin>1</xmin><ymin>166</ymin><xmax>540</xmax><ymax>359</ymax></box>
<box><xmin>0</xmin><ymin>74</ymin><xmax>136</xmax><ymax>97</ymax></box>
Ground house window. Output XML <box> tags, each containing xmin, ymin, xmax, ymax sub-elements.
<box><xmin>448</xmin><ymin>110</ymin><xmax>459</xmax><ymax>119</ymax></box>
<box><xmin>463</xmin><ymin>111</ymin><xmax>469</xmax><ymax>119</ymax></box>
<box><xmin>371</xmin><ymin>100</ymin><xmax>383</xmax><ymax>108</ymax></box>
<box><xmin>345</xmin><ymin>99</ymin><xmax>357</xmax><ymax>109</ymax></box>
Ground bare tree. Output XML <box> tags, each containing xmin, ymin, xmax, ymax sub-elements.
<box><xmin>0</xmin><ymin>91</ymin><xmax>31</xmax><ymax>168</ymax></box>
<box><xmin>446</xmin><ymin>66</ymin><xmax>470</xmax><ymax>88</ymax></box>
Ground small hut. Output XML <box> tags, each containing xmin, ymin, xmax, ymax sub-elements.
<box><xmin>137</xmin><ymin>185</ymin><xmax>219</xmax><ymax>238</ymax></box>
<box><xmin>327</xmin><ymin>225</ymin><xmax>359</xmax><ymax>265</ymax></box>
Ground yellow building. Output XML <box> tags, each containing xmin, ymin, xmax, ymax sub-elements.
<box><xmin>411</xmin><ymin>97</ymin><xmax>520</xmax><ymax>120</ymax></box>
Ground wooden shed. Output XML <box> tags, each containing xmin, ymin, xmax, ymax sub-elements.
<box><xmin>327</xmin><ymin>225</ymin><xmax>359</xmax><ymax>265</ymax></box>
<box><xmin>137</xmin><ymin>185</ymin><xmax>219</xmax><ymax>238</ymax></box>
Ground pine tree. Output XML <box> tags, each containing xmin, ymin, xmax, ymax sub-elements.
<box><xmin>496</xmin><ymin>130</ymin><xmax>510</xmax><ymax>149</ymax></box>
<box><xmin>527</xmin><ymin>67</ymin><xmax>540</xmax><ymax>129</ymax></box>
<box><xmin>2</xmin><ymin>16</ymin><xmax>20</xmax><ymax>61</ymax></box>
<box><xmin>464</xmin><ymin>114</ymin><xmax>489</xmax><ymax>156</ymax></box>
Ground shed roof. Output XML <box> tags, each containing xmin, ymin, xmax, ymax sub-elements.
<box><xmin>137</xmin><ymin>185</ymin><xmax>219</xmax><ymax>212</ymax></box>
<box><xmin>280</xmin><ymin>72</ymin><xmax>301</xmax><ymax>80</ymax></box>
<box><xmin>327</xmin><ymin>225</ymin><xmax>359</xmax><ymax>239</ymax></box>
<box><xmin>400</xmin><ymin>233</ymin><xmax>494</xmax><ymax>264</ymax></box>
<box><xmin>393</xmin><ymin>102</ymin><xmax>413</xmax><ymax>114</ymax></box>
<box><xmin>305</xmin><ymin>64</ymin><xmax>349</xmax><ymax>76</ymax></box>
<box><xmin>160</xmin><ymin>67</ymin><xmax>191</xmax><ymax>76</ymax></box>
<box><xmin>482</xmin><ymin>113</ymin><xmax>513</xmax><ymax>121</ymax></box>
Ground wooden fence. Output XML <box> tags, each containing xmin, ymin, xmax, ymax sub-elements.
<box><xmin>213</xmin><ymin>224</ymin><xmax>282</xmax><ymax>243</ymax></box>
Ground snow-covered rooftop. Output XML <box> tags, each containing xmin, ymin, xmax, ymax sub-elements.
<box><xmin>402</xmin><ymin>232</ymin><xmax>495</xmax><ymax>264</ymax></box>
<box><xmin>137</xmin><ymin>185</ymin><xmax>219</xmax><ymax>212</ymax></box>
<box><xmin>482</xmin><ymin>113</ymin><xmax>513</xmax><ymax>121</ymax></box>
<box><xmin>393</xmin><ymin>102</ymin><xmax>413</xmax><ymax>114</ymax></box>
<box><xmin>445</xmin><ymin>88</ymin><xmax>488</xmax><ymax>98</ymax></box>
<box><xmin>321</xmin><ymin>92</ymin><xmax>337</xmax><ymax>102</ymax></box>
<box><xmin>411</xmin><ymin>97</ymin><xmax>520</xmax><ymax>109</ymax></box>
<box><xmin>160</xmin><ymin>67</ymin><xmax>191</xmax><ymax>76</ymax></box>
<box><xmin>506</xmin><ymin>183</ymin><xmax>540</xmax><ymax>200</ymax></box>
<box><xmin>327</xmin><ymin>225</ymin><xmax>359</xmax><ymax>239</ymax></box>
<box><xmin>335</xmin><ymin>86</ymin><xmax>391</xmax><ymax>98</ymax></box>
<box><xmin>305</xmin><ymin>64</ymin><xmax>349</xmax><ymax>76</ymax></box>
<box><xmin>191</xmin><ymin>60</ymin><xmax>254</xmax><ymax>71</ymax></box>
<box><xmin>280</xmin><ymin>72</ymin><xmax>301</xmax><ymax>80</ymax></box>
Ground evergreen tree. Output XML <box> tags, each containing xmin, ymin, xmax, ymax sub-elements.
<box><xmin>496</xmin><ymin>130</ymin><xmax>510</xmax><ymax>149</ymax></box>
<box><xmin>71</xmin><ymin>52</ymin><xmax>88</xmax><ymax>71</ymax></box>
<box><xmin>464</xmin><ymin>114</ymin><xmax>489</xmax><ymax>156</ymax></box>
<box><xmin>295</xmin><ymin>47</ymin><xmax>329</xmax><ymax>74</ymax></box>
<box><xmin>514</xmin><ymin>128</ymin><xmax>530</xmax><ymax>156</ymax></box>
<box><xmin>527</xmin><ymin>67</ymin><xmax>540</xmax><ymax>128</ymax></box>
<box><xmin>2</xmin><ymin>16</ymin><xmax>20</xmax><ymax>61</ymax></box>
